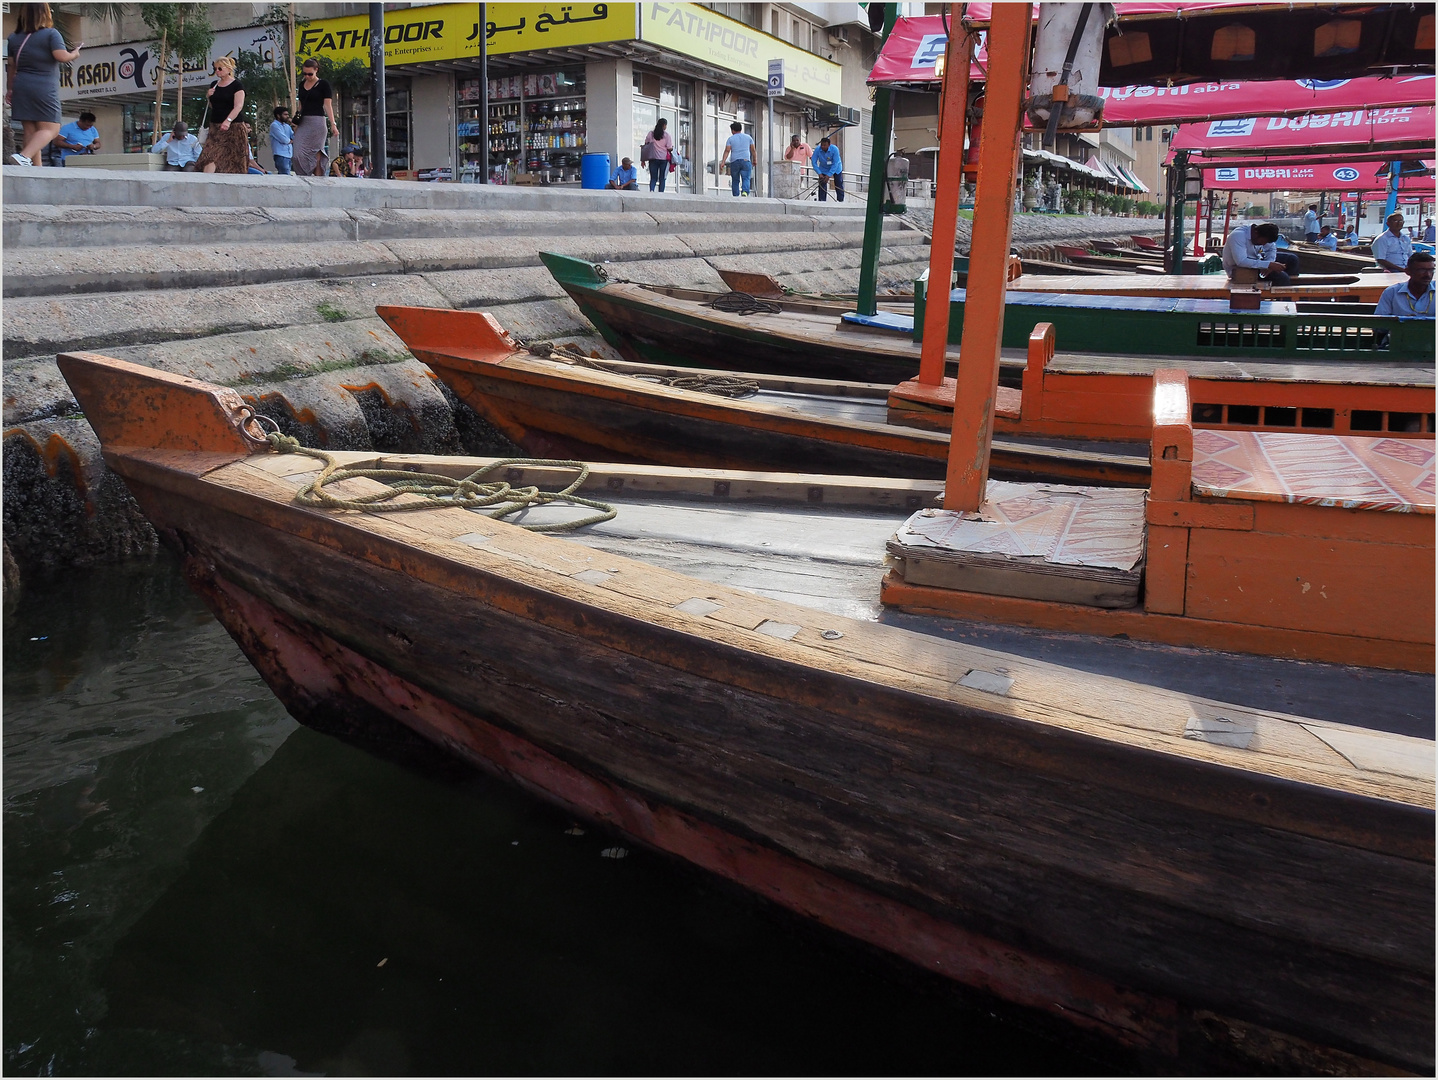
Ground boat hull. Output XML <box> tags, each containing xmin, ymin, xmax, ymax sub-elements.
<box><xmin>111</xmin><ymin>452</ymin><xmax>1433</xmax><ymax>1076</ymax></box>
<box><xmin>427</xmin><ymin>354</ymin><xmax>1150</xmax><ymax>488</ymax></box>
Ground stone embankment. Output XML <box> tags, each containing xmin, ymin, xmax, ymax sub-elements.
<box><xmin>2</xmin><ymin>169</ymin><xmax>1160</xmax><ymax>595</ymax></box>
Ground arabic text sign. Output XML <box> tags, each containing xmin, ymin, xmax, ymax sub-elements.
<box><xmin>59</xmin><ymin>24</ymin><xmax>283</xmax><ymax>100</ymax></box>
<box><xmin>296</xmin><ymin>3</ymin><xmax>633</xmax><ymax>66</ymax></box>
<box><xmin>640</xmin><ymin>3</ymin><xmax>841</xmax><ymax>105</ymax></box>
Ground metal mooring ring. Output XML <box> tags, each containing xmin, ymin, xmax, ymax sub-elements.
<box><xmin>235</xmin><ymin>404</ymin><xmax>280</xmax><ymax>442</ymax></box>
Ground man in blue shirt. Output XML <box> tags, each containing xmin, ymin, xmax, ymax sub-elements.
<box><xmin>811</xmin><ymin>136</ymin><xmax>843</xmax><ymax>202</ymax></box>
<box><xmin>151</xmin><ymin>121</ymin><xmax>201</xmax><ymax>171</ymax></box>
<box><xmin>1372</xmin><ymin>213</ymin><xmax>1414</xmax><ymax>272</ymax></box>
<box><xmin>1423</xmin><ymin>218</ymin><xmax>1435</xmax><ymax>243</ymax></box>
<box><xmin>1373</xmin><ymin>252</ymin><xmax>1435</xmax><ymax>318</ymax></box>
<box><xmin>269</xmin><ymin>107</ymin><xmax>294</xmax><ymax>174</ymax></box>
<box><xmin>1315</xmin><ymin>225</ymin><xmax>1338</xmax><ymax>250</ymax></box>
<box><xmin>1302</xmin><ymin>204</ymin><xmax>1319</xmax><ymax>242</ymax></box>
<box><xmin>54</xmin><ymin>111</ymin><xmax>100</xmax><ymax>164</ymax></box>
<box><xmin>719</xmin><ymin>121</ymin><xmax>753</xmax><ymax>197</ymax></box>
<box><xmin>607</xmin><ymin>156</ymin><xmax>638</xmax><ymax>190</ymax></box>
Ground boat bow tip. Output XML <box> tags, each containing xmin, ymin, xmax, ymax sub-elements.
<box><xmin>55</xmin><ymin>351</ymin><xmax>269</xmax><ymax>458</ymax></box>
<box><xmin>375</xmin><ymin>306</ymin><xmax>520</xmax><ymax>368</ymax></box>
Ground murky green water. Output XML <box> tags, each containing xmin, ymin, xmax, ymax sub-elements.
<box><xmin>5</xmin><ymin>558</ymin><xmax>1125</xmax><ymax>1076</ymax></box>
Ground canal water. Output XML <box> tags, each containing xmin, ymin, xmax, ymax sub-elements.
<box><xmin>6</xmin><ymin>558</ymin><xmax>1128</xmax><ymax>1076</ymax></box>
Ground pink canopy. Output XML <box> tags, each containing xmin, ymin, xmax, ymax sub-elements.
<box><xmin>1169</xmin><ymin>106</ymin><xmax>1436</xmax><ymax>156</ymax></box>
<box><xmin>1203</xmin><ymin>160</ymin><xmax>1436</xmax><ymax>192</ymax></box>
<box><xmin>865</xmin><ymin>16</ymin><xmax>987</xmax><ymax>87</ymax></box>
<box><xmin>868</xmin><ymin>17</ymin><xmax>1436</xmax><ymax>125</ymax></box>
<box><xmin>1097</xmin><ymin>76</ymin><xmax>1436</xmax><ymax>125</ymax></box>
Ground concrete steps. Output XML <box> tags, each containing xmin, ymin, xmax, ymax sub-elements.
<box><xmin>1</xmin><ymin>169</ymin><xmax>928</xmax><ymax>587</ymax></box>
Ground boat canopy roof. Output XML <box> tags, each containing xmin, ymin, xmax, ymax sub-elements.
<box><xmin>869</xmin><ymin>10</ymin><xmax>1435</xmax><ymax>121</ymax></box>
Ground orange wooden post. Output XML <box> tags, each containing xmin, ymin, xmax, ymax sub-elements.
<box><xmin>1020</xmin><ymin>323</ymin><xmax>1053</xmax><ymax>423</ymax></box>
<box><xmin>1145</xmin><ymin>369</ymin><xmax>1193</xmax><ymax>615</ymax></box>
<box><xmin>915</xmin><ymin>29</ymin><xmax>972</xmax><ymax>386</ymax></box>
<box><xmin>943</xmin><ymin>2</ymin><xmax>1032</xmax><ymax>511</ymax></box>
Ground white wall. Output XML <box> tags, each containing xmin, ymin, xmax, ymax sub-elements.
<box><xmin>409</xmin><ymin>73</ymin><xmax>454</xmax><ymax>172</ymax></box>
<box><xmin>585</xmin><ymin>59</ymin><xmax>633</xmax><ymax>167</ymax></box>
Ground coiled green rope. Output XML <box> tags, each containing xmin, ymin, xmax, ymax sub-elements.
<box><xmin>265</xmin><ymin>433</ymin><xmax>617</xmax><ymax>532</ymax></box>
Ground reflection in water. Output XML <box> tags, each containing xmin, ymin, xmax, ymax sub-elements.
<box><xmin>6</xmin><ymin>559</ymin><xmax>1122</xmax><ymax>1075</ymax></box>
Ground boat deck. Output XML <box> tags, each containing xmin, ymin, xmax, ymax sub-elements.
<box><xmin>1039</xmin><ymin>350</ymin><xmax>1436</xmax><ymax>385</ymax></box>
<box><xmin>1015</xmin><ymin>272</ymin><xmax>1406</xmax><ymax>303</ymax></box>
<box><xmin>437</xmin><ymin>481</ymin><xmax>1433</xmax><ymax>740</ymax></box>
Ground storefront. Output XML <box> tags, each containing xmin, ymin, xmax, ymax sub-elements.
<box><xmin>56</xmin><ymin>22</ymin><xmax>288</xmax><ymax>157</ymax></box>
<box><xmin>292</xmin><ymin>2</ymin><xmax>844</xmax><ymax>190</ymax></box>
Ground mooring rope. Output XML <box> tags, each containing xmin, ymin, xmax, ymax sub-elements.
<box><xmin>709</xmin><ymin>291</ymin><xmax>784</xmax><ymax>316</ymax></box>
<box><xmin>523</xmin><ymin>342</ymin><xmax>759</xmax><ymax>398</ymax></box>
<box><xmin>263</xmin><ymin>432</ymin><xmax>617</xmax><ymax>532</ymax></box>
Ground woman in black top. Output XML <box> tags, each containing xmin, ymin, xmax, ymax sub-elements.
<box><xmin>292</xmin><ymin>58</ymin><xmax>340</xmax><ymax>177</ymax></box>
<box><xmin>194</xmin><ymin>56</ymin><xmax>249</xmax><ymax>173</ymax></box>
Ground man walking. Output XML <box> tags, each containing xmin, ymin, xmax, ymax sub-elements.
<box><xmin>812</xmin><ymin>136</ymin><xmax>843</xmax><ymax>202</ymax></box>
<box><xmin>719</xmin><ymin>121</ymin><xmax>753</xmax><ymax>197</ymax></box>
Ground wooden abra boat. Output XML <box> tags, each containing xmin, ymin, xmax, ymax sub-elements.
<box><xmin>545</xmin><ymin>253</ymin><xmax>1434</xmax><ymax>388</ymax></box>
<box><xmin>57</xmin><ymin>350</ymin><xmax>1434</xmax><ymax>1074</ymax></box>
<box><xmin>378</xmin><ymin>306</ymin><xmax>1435</xmax><ymax>473</ymax></box>
<box><xmin>539</xmin><ymin>251</ymin><xmax>991</xmax><ymax>384</ymax></box>
<box><xmin>376</xmin><ymin>305</ymin><xmax>1149</xmax><ymax>487</ymax></box>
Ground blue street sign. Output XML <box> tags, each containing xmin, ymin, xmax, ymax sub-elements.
<box><xmin>767</xmin><ymin>59</ymin><xmax>784</xmax><ymax>98</ymax></box>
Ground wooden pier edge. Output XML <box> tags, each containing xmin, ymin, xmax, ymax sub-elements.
<box><xmin>879</xmin><ymin>573</ymin><xmax>1436</xmax><ymax>674</ymax></box>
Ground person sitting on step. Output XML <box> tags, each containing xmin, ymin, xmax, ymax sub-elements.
<box><xmin>606</xmin><ymin>157</ymin><xmax>638</xmax><ymax>190</ymax></box>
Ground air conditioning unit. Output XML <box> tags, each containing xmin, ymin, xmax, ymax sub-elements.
<box><xmin>817</xmin><ymin>105</ymin><xmax>861</xmax><ymax>128</ymax></box>
<box><xmin>827</xmin><ymin>26</ymin><xmax>849</xmax><ymax>47</ymax></box>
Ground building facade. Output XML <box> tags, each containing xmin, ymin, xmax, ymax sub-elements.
<box><xmin>13</xmin><ymin>2</ymin><xmax>882</xmax><ymax>195</ymax></box>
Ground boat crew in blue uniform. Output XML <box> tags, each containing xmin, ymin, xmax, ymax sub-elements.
<box><xmin>1374</xmin><ymin>251</ymin><xmax>1436</xmax><ymax>318</ymax></box>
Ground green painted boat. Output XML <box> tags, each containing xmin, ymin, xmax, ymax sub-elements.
<box><xmin>539</xmin><ymin>251</ymin><xmax>997</xmax><ymax>385</ymax></box>
<box><xmin>907</xmin><ymin>278</ymin><xmax>1435</xmax><ymax>363</ymax></box>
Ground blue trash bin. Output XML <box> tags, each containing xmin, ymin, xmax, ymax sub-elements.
<box><xmin>581</xmin><ymin>152</ymin><xmax>611</xmax><ymax>190</ymax></box>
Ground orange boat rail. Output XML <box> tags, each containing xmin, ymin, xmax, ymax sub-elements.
<box><xmin>889</xmin><ymin>323</ymin><xmax>1435</xmax><ymax>442</ymax></box>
